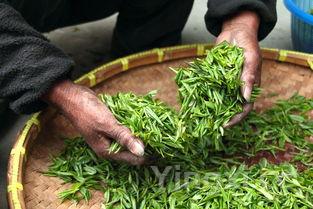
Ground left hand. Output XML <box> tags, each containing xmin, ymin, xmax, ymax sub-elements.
<box><xmin>216</xmin><ymin>10</ymin><xmax>262</xmax><ymax>128</ymax></box>
<box><xmin>42</xmin><ymin>80</ymin><xmax>146</xmax><ymax>166</ymax></box>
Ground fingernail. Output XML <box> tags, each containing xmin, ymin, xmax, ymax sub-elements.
<box><xmin>243</xmin><ymin>87</ymin><xmax>251</xmax><ymax>102</ymax></box>
<box><xmin>133</xmin><ymin>141</ymin><xmax>144</xmax><ymax>156</ymax></box>
<box><xmin>223</xmin><ymin>122</ymin><xmax>230</xmax><ymax>128</ymax></box>
<box><xmin>231</xmin><ymin>39</ymin><xmax>237</xmax><ymax>45</ymax></box>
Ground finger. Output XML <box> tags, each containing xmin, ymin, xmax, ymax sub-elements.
<box><xmin>86</xmin><ymin>135</ymin><xmax>145</xmax><ymax>165</ymax></box>
<box><xmin>255</xmin><ymin>60</ymin><xmax>262</xmax><ymax>86</ymax></box>
<box><xmin>224</xmin><ymin>103</ymin><xmax>253</xmax><ymax>128</ymax></box>
<box><xmin>240</xmin><ymin>57</ymin><xmax>257</xmax><ymax>102</ymax></box>
<box><xmin>108</xmin><ymin>151</ymin><xmax>146</xmax><ymax>166</ymax></box>
<box><xmin>105</xmin><ymin>124</ymin><xmax>145</xmax><ymax>157</ymax></box>
<box><xmin>241</xmin><ymin>50</ymin><xmax>261</xmax><ymax>102</ymax></box>
<box><xmin>85</xmin><ymin>135</ymin><xmax>111</xmax><ymax>157</ymax></box>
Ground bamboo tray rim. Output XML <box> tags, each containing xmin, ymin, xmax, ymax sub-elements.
<box><xmin>6</xmin><ymin>43</ymin><xmax>313</xmax><ymax>209</ymax></box>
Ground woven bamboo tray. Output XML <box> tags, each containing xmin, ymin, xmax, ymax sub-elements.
<box><xmin>7</xmin><ymin>44</ymin><xmax>313</xmax><ymax>209</ymax></box>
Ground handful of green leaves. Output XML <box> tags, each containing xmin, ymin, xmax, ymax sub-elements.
<box><xmin>105</xmin><ymin>42</ymin><xmax>252</xmax><ymax>157</ymax></box>
<box><xmin>46</xmin><ymin>42</ymin><xmax>313</xmax><ymax>207</ymax></box>
<box><xmin>175</xmin><ymin>43</ymin><xmax>245</xmax><ymax>154</ymax></box>
<box><xmin>99</xmin><ymin>91</ymin><xmax>185</xmax><ymax>157</ymax></box>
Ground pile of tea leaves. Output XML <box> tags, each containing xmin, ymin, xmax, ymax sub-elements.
<box><xmin>47</xmin><ymin>136</ymin><xmax>313</xmax><ymax>208</ymax></box>
<box><xmin>46</xmin><ymin>42</ymin><xmax>313</xmax><ymax>208</ymax></box>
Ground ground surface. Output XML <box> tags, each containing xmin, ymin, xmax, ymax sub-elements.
<box><xmin>0</xmin><ymin>1</ymin><xmax>292</xmax><ymax>208</ymax></box>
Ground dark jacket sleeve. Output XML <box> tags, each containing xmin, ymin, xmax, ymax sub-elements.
<box><xmin>0</xmin><ymin>3</ymin><xmax>74</xmax><ymax>114</ymax></box>
<box><xmin>205</xmin><ymin>0</ymin><xmax>277</xmax><ymax>40</ymax></box>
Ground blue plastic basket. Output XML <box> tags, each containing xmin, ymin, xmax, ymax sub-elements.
<box><xmin>284</xmin><ymin>0</ymin><xmax>313</xmax><ymax>53</ymax></box>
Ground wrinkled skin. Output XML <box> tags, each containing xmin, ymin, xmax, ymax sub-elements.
<box><xmin>43</xmin><ymin>11</ymin><xmax>261</xmax><ymax>165</ymax></box>
<box><xmin>216</xmin><ymin>10</ymin><xmax>262</xmax><ymax>128</ymax></box>
<box><xmin>43</xmin><ymin>80</ymin><xmax>145</xmax><ymax>165</ymax></box>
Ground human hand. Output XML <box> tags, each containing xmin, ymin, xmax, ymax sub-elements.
<box><xmin>42</xmin><ymin>80</ymin><xmax>145</xmax><ymax>165</ymax></box>
<box><xmin>216</xmin><ymin>10</ymin><xmax>262</xmax><ymax>127</ymax></box>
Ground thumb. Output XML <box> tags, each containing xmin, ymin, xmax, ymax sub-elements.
<box><xmin>105</xmin><ymin>124</ymin><xmax>145</xmax><ymax>157</ymax></box>
<box><xmin>86</xmin><ymin>135</ymin><xmax>145</xmax><ymax>165</ymax></box>
<box><xmin>241</xmin><ymin>51</ymin><xmax>260</xmax><ymax>102</ymax></box>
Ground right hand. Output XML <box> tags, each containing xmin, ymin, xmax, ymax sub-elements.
<box><xmin>216</xmin><ymin>10</ymin><xmax>261</xmax><ymax>128</ymax></box>
<box><xmin>42</xmin><ymin>80</ymin><xmax>145</xmax><ymax>165</ymax></box>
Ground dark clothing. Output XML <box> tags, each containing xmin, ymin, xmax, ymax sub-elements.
<box><xmin>205</xmin><ymin>0</ymin><xmax>277</xmax><ymax>40</ymax></box>
<box><xmin>0</xmin><ymin>0</ymin><xmax>277</xmax><ymax>114</ymax></box>
<box><xmin>0</xmin><ymin>2</ymin><xmax>73</xmax><ymax>114</ymax></box>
